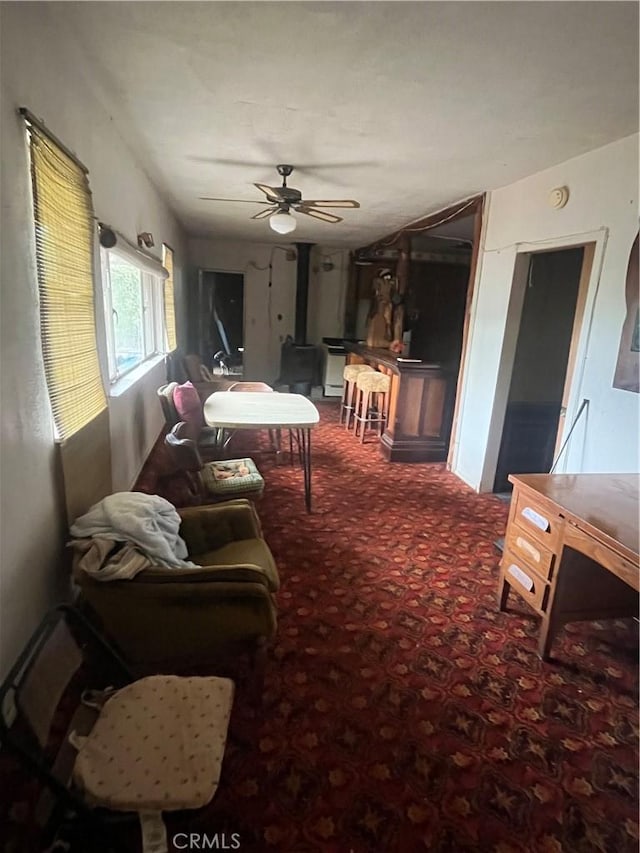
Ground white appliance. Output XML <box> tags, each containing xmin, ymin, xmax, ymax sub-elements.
<box><xmin>321</xmin><ymin>340</ymin><xmax>347</xmax><ymax>397</ymax></box>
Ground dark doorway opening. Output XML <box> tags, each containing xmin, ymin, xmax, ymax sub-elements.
<box><xmin>493</xmin><ymin>247</ymin><xmax>586</xmax><ymax>493</ymax></box>
<box><xmin>197</xmin><ymin>270</ymin><xmax>244</xmax><ymax>372</ymax></box>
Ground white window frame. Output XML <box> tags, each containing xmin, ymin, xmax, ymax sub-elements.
<box><xmin>101</xmin><ymin>247</ymin><xmax>166</xmax><ymax>382</ymax></box>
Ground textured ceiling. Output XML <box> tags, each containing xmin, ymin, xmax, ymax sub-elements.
<box><xmin>55</xmin><ymin>1</ymin><xmax>638</xmax><ymax>247</ymax></box>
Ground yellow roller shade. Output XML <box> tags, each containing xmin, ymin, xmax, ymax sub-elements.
<box><xmin>26</xmin><ymin>121</ymin><xmax>106</xmax><ymax>440</ymax></box>
<box><xmin>162</xmin><ymin>243</ymin><xmax>177</xmax><ymax>352</ymax></box>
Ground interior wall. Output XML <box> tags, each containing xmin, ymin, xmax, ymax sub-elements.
<box><xmin>0</xmin><ymin>3</ymin><xmax>187</xmax><ymax>677</ymax></box>
<box><xmin>187</xmin><ymin>239</ymin><xmax>350</xmax><ymax>382</ymax></box>
<box><xmin>188</xmin><ymin>239</ymin><xmax>296</xmax><ymax>383</ymax></box>
<box><xmin>308</xmin><ymin>247</ymin><xmax>351</xmax><ymax>345</ymax></box>
<box><xmin>453</xmin><ymin>134</ymin><xmax>639</xmax><ymax>491</ymax></box>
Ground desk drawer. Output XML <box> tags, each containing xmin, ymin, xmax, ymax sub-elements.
<box><xmin>501</xmin><ymin>549</ymin><xmax>549</xmax><ymax>613</ymax></box>
<box><xmin>506</xmin><ymin>524</ymin><xmax>556</xmax><ymax>580</ymax></box>
<box><xmin>512</xmin><ymin>491</ymin><xmax>562</xmax><ymax>549</ymax></box>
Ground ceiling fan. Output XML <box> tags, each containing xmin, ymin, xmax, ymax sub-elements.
<box><xmin>199</xmin><ymin>164</ymin><xmax>360</xmax><ymax>234</ymax></box>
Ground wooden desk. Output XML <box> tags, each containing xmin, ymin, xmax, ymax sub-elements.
<box><xmin>498</xmin><ymin>473</ymin><xmax>639</xmax><ymax>659</ymax></box>
<box><xmin>204</xmin><ymin>392</ymin><xmax>319</xmax><ymax>512</ymax></box>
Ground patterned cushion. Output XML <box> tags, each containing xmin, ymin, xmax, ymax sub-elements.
<box><xmin>201</xmin><ymin>458</ymin><xmax>264</xmax><ymax>496</ymax></box>
<box><xmin>356</xmin><ymin>370</ymin><xmax>391</xmax><ymax>393</ymax></box>
<box><xmin>343</xmin><ymin>364</ymin><xmax>375</xmax><ymax>382</ymax></box>
<box><xmin>73</xmin><ymin>675</ymin><xmax>234</xmax><ymax>811</ymax></box>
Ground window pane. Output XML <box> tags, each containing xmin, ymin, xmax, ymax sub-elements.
<box><xmin>109</xmin><ymin>254</ymin><xmax>144</xmax><ymax>374</ymax></box>
<box><xmin>142</xmin><ymin>273</ymin><xmax>156</xmax><ymax>357</ymax></box>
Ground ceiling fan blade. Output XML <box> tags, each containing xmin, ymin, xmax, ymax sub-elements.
<box><xmin>299</xmin><ymin>208</ymin><xmax>343</xmax><ymax>224</ymax></box>
<box><xmin>298</xmin><ymin>199</ymin><xmax>360</xmax><ymax>209</ymax></box>
<box><xmin>199</xmin><ymin>197</ymin><xmax>272</xmax><ymax>204</ymax></box>
<box><xmin>251</xmin><ymin>207</ymin><xmax>277</xmax><ymax>220</ymax></box>
<box><xmin>254</xmin><ymin>183</ymin><xmax>286</xmax><ymax>202</ymax></box>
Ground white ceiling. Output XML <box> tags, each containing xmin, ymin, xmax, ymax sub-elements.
<box><xmin>56</xmin><ymin>1</ymin><xmax>638</xmax><ymax>248</ymax></box>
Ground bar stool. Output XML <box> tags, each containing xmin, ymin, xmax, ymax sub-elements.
<box><xmin>353</xmin><ymin>370</ymin><xmax>391</xmax><ymax>443</ymax></box>
<box><xmin>340</xmin><ymin>364</ymin><xmax>376</xmax><ymax>429</ymax></box>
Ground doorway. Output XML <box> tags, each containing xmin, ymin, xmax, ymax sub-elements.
<box><xmin>196</xmin><ymin>270</ymin><xmax>244</xmax><ymax>371</ymax></box>
<box><xmin>493</xmin><ymin>246</ymin><xmax>587</xmax><ymax>493</ymax></box>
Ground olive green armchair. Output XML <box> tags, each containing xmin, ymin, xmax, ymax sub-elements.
<box><xmin>73</xmin><ymin>500</ymin><xmax>278</xmax><ymax>678</ymax></box>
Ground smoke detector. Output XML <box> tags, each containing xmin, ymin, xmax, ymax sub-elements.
<box><xmin>548</xmin><ymin>186</ymin><xmax>569</xmax><ymax>209</ymax></box>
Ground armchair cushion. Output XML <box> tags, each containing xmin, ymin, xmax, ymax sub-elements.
<box><xmin>197</xmin><ymin>538</ymin><xmax>279</xmax><ymax>591</ymax></box>
<box><xmin>177</xmin><ymin>500</ymin><xmax>264</xmax><ymax>550</ymax></box>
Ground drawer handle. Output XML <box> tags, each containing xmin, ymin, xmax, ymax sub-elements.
<box><xmin>516</xmin><ymin>536</ymin><xmax>541</xmax><ymax>563</ymax></box>
<box><xmin>508</xmin><ymin>563</ymin><xmax>534</xmax><ymax>592</ymax></box>
<box><xmin>521</xmin><ymin>506</ymin><xmax>550</xmax><ymax>532</ymax></box>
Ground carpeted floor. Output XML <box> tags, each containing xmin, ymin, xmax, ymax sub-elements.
<box><xmin>2</xmin><ymin>401</ymin><xmax>637</xmax><ymax>852</ymax></box>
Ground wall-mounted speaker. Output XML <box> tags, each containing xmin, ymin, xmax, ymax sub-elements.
<box><xmin>98</xmin><ymin>223</ymin><xmax>117</xmax><ymax>248</ymax></box>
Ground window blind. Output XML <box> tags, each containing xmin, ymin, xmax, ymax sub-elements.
<box><xmin>162</xmin><ymin>243</ymin><xmax>177</xmax><ymax>351</ymax></box>
<box><xmin>26</xmin><ymin>120</ymin><xmax>107</xmax><ymax>440</ymax></box>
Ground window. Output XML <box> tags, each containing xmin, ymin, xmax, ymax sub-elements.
<box><xmin>162</xmin><ymin>243</ymin><xmax>177</xmax><ymax>352</ymax></box>
<box><xmin>24</xmin><ymin>113</ymin><xmax>107</xmax><ymax>440</ymax></box>
<box><xmin>102</xmin><ymin>248</ymin><xmax>166</xmax><ymax>381</ymax></box>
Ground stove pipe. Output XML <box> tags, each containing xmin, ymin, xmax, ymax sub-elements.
<box><xmin>294</xmin><ymin>242</ymin><xmax>313</xmax><ymax>345</ymax></box>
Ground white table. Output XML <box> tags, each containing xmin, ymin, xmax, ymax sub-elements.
<box><xmin>203</xmin><ymin>392</ymin><xmax>320</xmax><ymax>511</ymax></box>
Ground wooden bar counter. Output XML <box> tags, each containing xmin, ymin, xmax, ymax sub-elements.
<box><xmin>344</xmin><ymin>342</ymin><xmax>456</xmax><ymax>462</ymax></box>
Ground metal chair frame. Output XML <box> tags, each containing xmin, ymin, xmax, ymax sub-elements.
<box><xmin>0</xmin><ymin>605</ymin><xmax>135</xmax><ymax>847</ymax></box>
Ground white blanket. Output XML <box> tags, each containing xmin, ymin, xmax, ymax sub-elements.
<box><xmin>70</xmin><ymin>492</ymin><xmax>196</xmax><ymax>570</ymax></box>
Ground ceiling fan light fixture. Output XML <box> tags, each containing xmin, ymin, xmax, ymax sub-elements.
<box><xmin>269</xmin><ymin>210</ymin><xmax>296</xmax><ymax>235</ymax></box>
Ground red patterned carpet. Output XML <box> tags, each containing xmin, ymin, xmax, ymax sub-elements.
<box><xmin>2</xmin><ymin>401</ymin><xmax>638</xmax><ymax>852</ymax></box>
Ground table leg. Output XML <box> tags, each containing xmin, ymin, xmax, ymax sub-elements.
<box><xmin>538</xmin><ymin>613</ymin><xmax>558</xmax><ymax>661</ymax></box>
<box><xmin>213</xmin><ymin>427</ymin><xmax>226</xmax><ymax>456</ymax></box>
<box><xmin>497</xmin><ymin>574</ymin><xmax>510</xmax><ymax>611</ymax></box>
<box><xmin>300</xmin><ymin>428</ymin><xmax>312</xmax><ymax>512</ymax></box>
<box><xmin>222</xmin><ymin>428</ymin><xmax>234</xmax><ymax>453</ymax></box>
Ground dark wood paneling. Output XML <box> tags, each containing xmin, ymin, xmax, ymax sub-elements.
<box><xmin>494</xmin><ymin>402</ymin><xmax>561</xmax><ymax>493</ymax></box>
<box><xmin>422</xmin><ymin>377</ymin><xmax>447</xmax><ymax>436</ymax></box>
<box><xmin>408</xmin><ymin>262</ymin><xmax>470</xmax><ymax>367</ymax></box>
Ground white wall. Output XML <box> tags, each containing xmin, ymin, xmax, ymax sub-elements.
<box><xmin>453</xmin><ymin>134</ymin><xmax>639</xmax><ymax>491</ymax></box>
<box><xmin>308</xmin><ymin>247</ymin><xmax>351</xmax><ymax>345</ymax></box>
<box><xmin>188</xmin><ymin>240</ymin><xmax>350</xmax><ymax>382</ymax></box>
<box><xmin>0</xmin><ymin>4</ymin><xmax>187</xmax><ymax>676</ymax></box>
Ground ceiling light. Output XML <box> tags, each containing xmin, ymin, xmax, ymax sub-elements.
<box><xmin>270</xmin><ymin>211</ymin><xmax>296</xmax><ymax>235</ymax></box>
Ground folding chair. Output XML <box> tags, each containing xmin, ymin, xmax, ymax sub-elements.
<box><xmin>0</xmin><ymin>605</ymin><xmax>234</xmax><ymax>852</ymax></box>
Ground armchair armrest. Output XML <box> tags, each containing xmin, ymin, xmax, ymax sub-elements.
<box><xmin>78</xmin><ymin>579</ymin><xmax>277</xmax><ymax>666</ymax></box>
<box><xmin>178</xmin><ymin>500</ymin><xmax>263</xmax><ymax>552</ymax></box>
<box><xmin>134</xmin><ymin>563</ymin><xmax>275</xmax><ymax>589</ymax></box>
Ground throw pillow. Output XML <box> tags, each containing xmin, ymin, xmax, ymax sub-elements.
<box><xmin>173</xmin><ymin>381</ymin><xmax>204</xmax><ymax>428</ymax></box>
